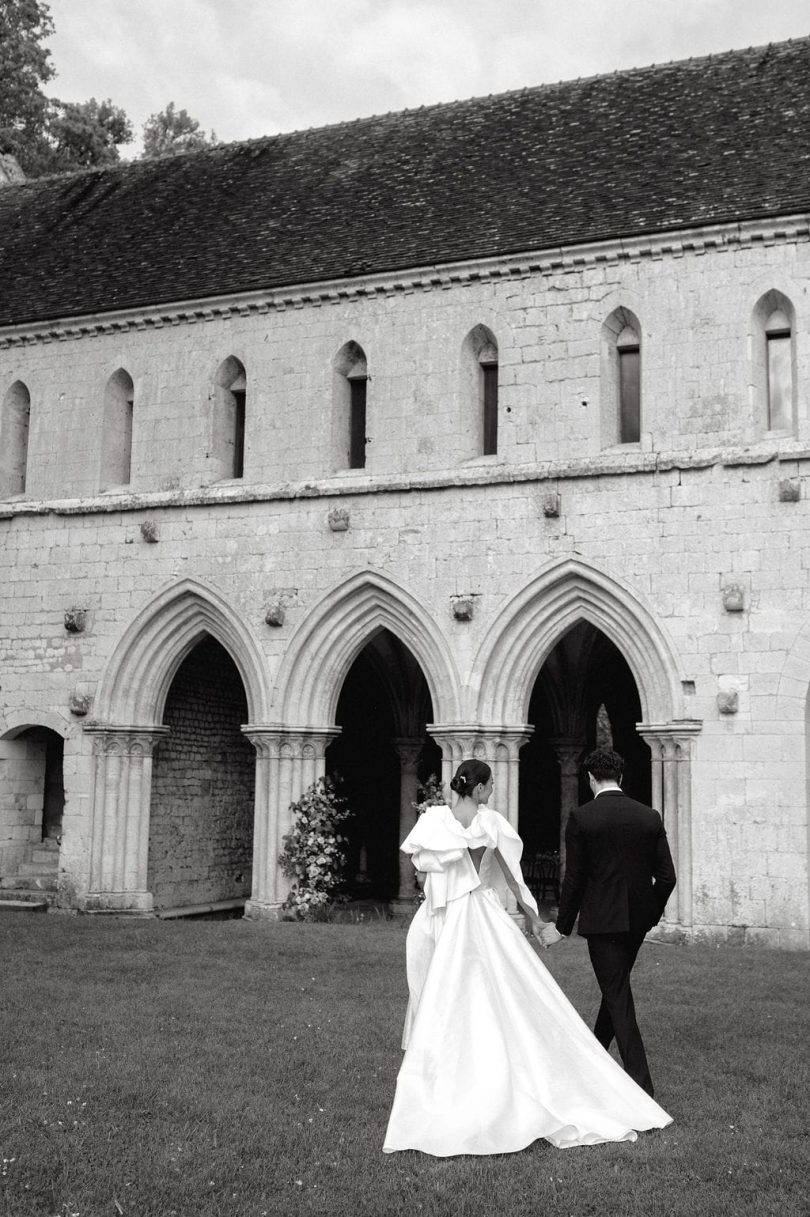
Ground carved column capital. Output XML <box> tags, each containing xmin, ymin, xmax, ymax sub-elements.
<box><xmin>637</xmin><ymin>719</ymin><xmax>702</xmax><ymax>934</ymax></box>
<box><xmin>427</xmin><ymin>723</ymin><xmax>532</xmax><ymax>851</ymax></box>
<box><xmin>84</xmin><ymin>723</ymin><xmax>169</xmax><ymax>757</ymax></box>
<box><xmin>638</xmin><ymin>720</ymin><xmax>703</xmax><ymax>757</ymax></box>
<box><xmin>84</xmin><ymin>722</ymin><xmax>168</xmax><ymax>913</ymax></box>
<box><xmin>427</xmin><ymin>722</ymin><xmax>533</xmax><ymax>762</ymax></box>
<box><xmin>550</xmin><ymin>737</ymin><xmax>585</xmax><ymax>775</ymax></box>
<box><xmin>393</xmin><ymin>738</ymin><xmax>424</xmax><ymax>772</ymax></box>
<box><xmin>241</xmin><ymin>724</ymin><xmax>341</xmax><ymax>761</ymax></box>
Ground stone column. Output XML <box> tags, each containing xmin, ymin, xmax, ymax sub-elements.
<box><xmin>639</xmin><ymin>720</ymin><xmax>702</xmax><ymax>932</ymax></box>
<box><xmin>393</xmin><ymin>738</ymin><xmax>424</xmax><ymax>901</ymax></box>
<box><xmin>427</xmin><ymin>725</ymin><xmax>532</xmax><ymax>826</ymax></box>
<box><xmin>427</xmin><ymin>724</ymin><xmax>532</xmax><ymax>912</ymax></box>
<box><xmin>83</xmin><ymin>725</ymin><xmax>169</xmax><ymax>913</ymax></box>
<box><xmin>241</xmin><ymin>725</ymin><xmax>340</xmax><ymax>921</ymax></box>
<box><xmin>551</xmin><ymin>738</ymin><xmax>585</xmax><ymax>884</ymax></box>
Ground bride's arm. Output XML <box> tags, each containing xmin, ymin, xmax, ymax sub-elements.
<box><xmin>491</xmin><ymin>848</ymin><xmax>546</xmax><ymax>935</ymax></box>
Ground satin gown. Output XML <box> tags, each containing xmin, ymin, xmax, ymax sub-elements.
<box><xmin>383</xmin><ymin>805</ymin><xmax>672</xmax><ymax>1156</ymax></box>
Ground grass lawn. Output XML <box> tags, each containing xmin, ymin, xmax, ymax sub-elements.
<box><xmin>0</xmin><ymin>913</ymin><xmax>807</xmax><ymax>1217</ymax></box>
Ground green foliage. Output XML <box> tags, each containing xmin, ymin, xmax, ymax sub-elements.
<box><xmin>47</xmin><ymin>96</ymin><xmax>133</xmax><ymax>170</ymax></box>
<box><xmin>0</xmin><ymin>1</ymin><xmax>132</xmax><ymax>176</ymax></box>
<box><xmin>2</xmin><ymin>9</ymin><xmax>214</xmax><ymax>176</ymax></box>
<box><xmin>412</xmin><ymin>772</ymin><xmax>446</xmax><ymax>815</ymax></box>
<box><xmin>142</xmin><ymin>101</ymin><xmax>218</xmax><ymax>159</ymax></box>
<box><xmin>0</xmin><ymin>0</ymin><xmax>55</xmax><ymax>171</ymax></box>
<box><xmin>279</xmin><ymin>776</ymin><xmax>351</xmax><ymax>920</ymax></box>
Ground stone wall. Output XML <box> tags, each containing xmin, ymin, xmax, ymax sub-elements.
<box><xmin>1</xmin><ymin>223</ymin><xmax>807</xmax><ymax>501</ymax></box>
<box><xmin>148</xmin><ymin>638</ymin><xmax>254</xmax><ymax>910</ymax></box>
<box><xmin>0</xmin><ymin>729</ymin><xmax>47</xmax><ymax>873</ymax></box>
<box><xmin>0</xmin><ymin>220</ymin><xmax>809</xmax><ymax>944</ymax></box>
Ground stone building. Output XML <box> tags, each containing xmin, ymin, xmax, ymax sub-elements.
<box><xmin>1</xmin><ymin>38</ymin><xmax>809</xmax><ymax>946</ymax></box>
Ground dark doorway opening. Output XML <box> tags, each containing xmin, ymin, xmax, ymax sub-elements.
<box><xmin>0</xmin><ymin>725</ymin><xmax>64</xmax><ymax>896</ymax></box>
<box><xmin>519</xmin><ymin>622</ymin><xmax>651</xmax><ymax>889</ymax></box>
<box><xmin>326</xmin><ymin>629</ymin><xmax>442</xmax><ymax>901</ymax></box>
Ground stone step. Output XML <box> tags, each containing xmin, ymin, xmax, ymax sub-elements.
<box><xmin>0</xmin><ymin>886</ymin><xmax>53</xmax><ymax>901</ymax></box>
<box><xmin>17</xmin><ymin>860</ymin><xmax>59</xmax><ymax>878</ymax></box>
<box><xmin>30</xmin><ymin>847</ymin><xmax>60</xmax><ymax>866</ymax></box>
<box><xmin>4</xmin><ymin>874</ymin><xmax>58</xmax><ymax>892</ymax></box>
<box><xmin>157</xmin><ymin>898</ymin><xmax>247</xmax><ymax>920</ymax></box>
<box><xmin>0</xmin><ymin>893</ymin><xmax>50</xmax><ymax>912</ymax></box>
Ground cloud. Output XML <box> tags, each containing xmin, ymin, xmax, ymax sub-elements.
<box><xmin>43</xmin><ymin>0</ymin><xmax>810</xmax><ymax>156</ymax></box>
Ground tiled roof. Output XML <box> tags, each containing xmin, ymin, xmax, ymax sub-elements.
<box><xmin>1</xmin><ymin>37</ymin><xmax>810</xmax><ymax>327</ymax></box>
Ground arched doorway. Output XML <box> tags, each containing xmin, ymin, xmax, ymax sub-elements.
<box><xmin>148</xmin><ymin>636</ymin><xmax>255</xmax><ymax>912</ymax></box>
<box><xmin>325</xmin><ymin>629</ymin><xmax>442</xmax><ymax>901</ymax></box>
<box><xmin>519</xmin><ymin>621</ymin><xmax>651</xmax><ymax>887</ymax></box>
<box><xmin>0</xmin><ymin>725</ymin><xmax>65</xmax><ymax>899</ymax></box>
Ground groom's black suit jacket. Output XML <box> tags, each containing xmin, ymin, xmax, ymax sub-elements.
<box><xmin>555</xmin><ymin>790</ymin><xmax>676</xmax><ymax>938</ymax></box>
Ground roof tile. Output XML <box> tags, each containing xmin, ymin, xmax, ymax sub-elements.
<box><xmin>1</xmin><ymin>37</ymin><xmax>809</xmax><ymax>326</ymax></box>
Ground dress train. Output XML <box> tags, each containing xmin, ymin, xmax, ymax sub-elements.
<box><xmin>383</xmin><ymin>805</ymin><xmax>672</xmax><ymax>1156</ymax></box>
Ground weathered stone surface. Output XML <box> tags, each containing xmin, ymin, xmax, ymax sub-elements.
<box><xmin>451</xmin><ymin>598</ymin><xmax>474</xmax><ymax>622</ymax></box>
<box><xmin>1</xmin><ymin>130</ymin><xmax>809</xmax><ymax>946</ymax></box>
<box><xmin>328</xmin><ymin>507</ymin><xmax>350</xmax><ymax>531</ymax></box>
<box><xmin>63</xmin><ymin>609</ymin><xmax>87</xmax><ymax>633</ymax></box>
<box><xmin>264</xmin><ymin>604</ymin><xmax>285</xmax><ymax>627</ymax></box>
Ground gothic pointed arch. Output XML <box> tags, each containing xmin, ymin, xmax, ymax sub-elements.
<box><xmin>0</xmin><ymin>709</ymin><xmax>72</xmax><ymax>740</ymax></box>
<box><xmin>100</xmin><ymin>368</ymin><xmax>134</xmax><ymax>489</ymax></box>
<box><xmin>1</xmin><ymin>379</ymin><xmax>31</xmax><ymax>496</ymax></box>
<box><xmin>95</xmin><ymin>577</ymin><xmax>270</xmax><ymax>726</ymax></box>
<box><xmin>274</xmin><ymin>569</ymin><xmax>462</xmax><ymax>726</ymax></box>
<box><xmin>751</xmin><ymin>288</ymin><xmax>797</xmax><ymax>434</ymax></box>
<box><xmin>473</xmin><ymin>557</ymin><xmax>685</xmax><ymax>726</ymax></box>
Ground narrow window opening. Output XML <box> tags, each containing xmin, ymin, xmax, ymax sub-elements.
<box><xmin>212</xmin><ymin>358</ymin><xmax>247</xmax><ymax>481</ymax></box>
<box><xmin>617</xmin><ymin>325</ymin><xmax>640</xmax><ymax>443</ymax></box>
<box><xmin>349</xmin><ymin>375</ymin><xmax>367</xmax><ymax>469</ymax></box>
<box><xmin>231</xmin><ymin>381</ymin><xmax>246</xmax><ymax>479</ymax></box>
<box><xmin>464</xmin><ymin>327</ymin><xmax>499</xmax><ymax>460</ymax></box>
<box><xmin>333</xmin><ymin>342</ymin><xmax>368</xmax><ymax>471</ymax></box>
<box><xmin>765</xmin><ymin>309</ymin><xmax>792</xmax><ymax>432</ymax></box>
<box><xmin>1</xmin><ymin>381</ymin><xmax>31</xmax><ymax>496</ymax></box>
<box><xmin>595</xmin><ymin>703</ymin><xmax>614</xmax><ymax>750</ymax></box>
<box><xmin>482</xmin><ymin>361</ymin><xmax>498</xmax><ymax>455</ymax></box>
<box><xmin>122</xmin><ymin>394</ymin><xmax>133</xmax><ymax>484</ymax></box>
<box><xmin>101</xmin><ymin>369</ymin><xmax>134</xmax><ymax>489</ymax></box>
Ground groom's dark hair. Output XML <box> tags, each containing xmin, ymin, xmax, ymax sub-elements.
<box><xmin>583</xmin><ymin>748</ymin><xmax>624</xmax><ymax>783</ymax></box>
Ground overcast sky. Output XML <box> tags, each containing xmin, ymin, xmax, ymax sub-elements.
<box><xmin>45</xmin><ymin>0</ymin><xmax>810</xmax><ymax>156</ymax></box>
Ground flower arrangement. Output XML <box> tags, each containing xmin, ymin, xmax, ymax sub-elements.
<box><xmin>279</xmin><ymin>776</ymin><xmax>351</xmax><ymax>920</ymax></box>
<box><xmin>412</xmin><ymin>773</ymin><xmax>446</xmax><ymax>816</ymax></box>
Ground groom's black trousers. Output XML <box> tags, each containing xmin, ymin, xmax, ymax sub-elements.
<box><xmin>586</xmin><ymin>930</ymin><xmax>654</xmax><ymax>1096</ymax></box>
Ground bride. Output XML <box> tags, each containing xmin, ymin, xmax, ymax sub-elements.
<box><xmin>383</xmin><ymin>759</ymin><xmax>672</xmax><ymax>1156</ymax></box>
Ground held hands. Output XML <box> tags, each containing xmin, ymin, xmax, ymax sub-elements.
<box><xmin>533</xmin><ymin>921</ymin><xmax>563</xmax><ymax>950</ymax></box>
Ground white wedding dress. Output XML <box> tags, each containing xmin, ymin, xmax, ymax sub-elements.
<box><xmin>383</xmin><ymin>804</ymin><xmax>672</xmax><ymax>1156</ymax></box>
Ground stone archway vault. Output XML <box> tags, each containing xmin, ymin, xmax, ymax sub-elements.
<box><xmin>86</xmin><ymin>578</ymin><xmax>271</xmax><ymax>913</ymax></box>
<box><xmin>469</xmin><ymin>557</ymin><xmax>701</xmax><ymax>930</ymax></box>
<box><xmin>0</xmin><ymin>713</ymin><xmax>72</xmax><ymax>898</ymax></box>
<box><xmin>273</xmin><ymin>567</ymin><xmax>462</xmax><ymax>727</ymax></box>
<box><xmin>243</xmin><ymin>568</ymin><xmax>463</xmax><ymax>919</ymax></box>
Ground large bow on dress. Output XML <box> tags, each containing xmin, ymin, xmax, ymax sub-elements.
<box><xmin>401</xmin><ymin>805</ymin><xmax>538</xmax><ymax>917</ymax></box>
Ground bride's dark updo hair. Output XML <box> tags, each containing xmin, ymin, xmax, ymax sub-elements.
<box><xmin>449</xmin><ymin>759</ymin><xmax>492</xmax><ymax>798</ymax></box>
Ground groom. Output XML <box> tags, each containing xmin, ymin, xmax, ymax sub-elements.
<box><xmin>549</xmin><ymin>747</ymin><xmax>676</xmax><ymax>1097</ymax></box>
